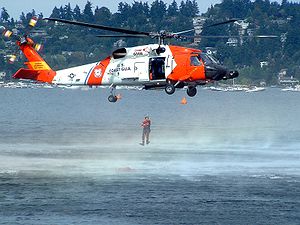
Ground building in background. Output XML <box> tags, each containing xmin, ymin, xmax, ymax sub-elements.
<box><xmin>278</xmin><ymin>69</ymin><xmax>299</xmax><ymax>86</ymax></box>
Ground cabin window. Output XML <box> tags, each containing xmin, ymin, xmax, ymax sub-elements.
<box><xmin>190</xmin><ymin>56</ymin><xmax>202</xmax><ymax>66</ymax></box>
<box><xmin>112</xmin><ymin>48</ymin><xmax>127</xmax><ymax>59</ymax></box>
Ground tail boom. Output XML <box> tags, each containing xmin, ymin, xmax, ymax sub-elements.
<box><xmin>13</xmin><ymin>38</ymin><xmax>56</xmax><ymax>83</ymax></box>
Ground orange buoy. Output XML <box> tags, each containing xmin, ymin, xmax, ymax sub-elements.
<box><xmin>181</xmin><ymin>97</ymin><xmax>187</xmax><ymax>104</ymax></box>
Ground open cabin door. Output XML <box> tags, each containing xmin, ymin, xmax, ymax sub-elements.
<box><xmin>149</xmin><ymin>57</ymin><xmax>165</xmax><ymax>80</ymax></box>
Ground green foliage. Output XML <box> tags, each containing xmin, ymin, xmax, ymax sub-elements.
<box><xmin>83</xmin><ymin>1</ymin><xmax>94</xmax><ymax>22</ymax></box>
<box><xmin>1</xmin><ymin>7</ymin><xmax>10</xmax><ymax>22</ymax></box>
<box><xmin>167</xmin><ymin>0</ymin><xmax>179</xmax><ymax>17</ymax></box>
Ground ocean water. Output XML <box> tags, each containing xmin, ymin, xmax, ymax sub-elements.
<box><xmin>0</xmin><ymin>87</ymin><xmax>299</xmax><ymax>224</ymax></box>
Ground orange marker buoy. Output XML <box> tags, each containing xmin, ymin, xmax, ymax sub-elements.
<box><xmin>181</xmin><ymin>97</ymin><xmax>187</xmax><ymax>104</ymax></box>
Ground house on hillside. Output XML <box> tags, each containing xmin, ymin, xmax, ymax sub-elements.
<box><xmin>278</xmin><ymin>69</ymin><xmax>299</xmax><ymax>86</ymax></box>
<box><xmin>0</xmin><ymin>72</ymin><xmax>6</xmax><ymax>79</ymax></box>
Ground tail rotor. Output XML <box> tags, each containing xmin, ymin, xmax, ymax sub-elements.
<box><xmin>1</xmin><ymin>16</ymin><xmax>44</xmax><ymax>64</ymax></box>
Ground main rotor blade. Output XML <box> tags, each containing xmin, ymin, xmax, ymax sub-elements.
<box><xmin>44</xmin><ymin>18</ymin><xmax>150</xmax><ymax>36</ymax></box>
<box><xmin>96</xmin><ymin>34</ymin><xmax>149</xmax><ymax>38</ymax></box>
<box><xmin>173</xmin><ymin>19</ymin><xmax>238</xmax><ymax>36</ymax></box>
<box><xmin>253</xmin><ymin>35</ymin><xmax>278</xmax><ymax>38</ymax></box>
<box><xmin>203</xmin><ymin>19</ymin><xmax>239</xmax><ymax>29</ymax></box>
<box><xmin>183</xmin><ymin>35</ymin><xmax>278</xmax><ymax>39</ymax></box>
<box><xmin>183</xmin><ymin>35</ymin><xmax>233</xmax><ymax>38</ymax></box>
<box><xmin>173</xmin><ymin>28</ymin><xmax>195</xmax><ymax>35</ymax></box>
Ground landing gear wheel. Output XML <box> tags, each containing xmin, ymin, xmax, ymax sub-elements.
<box><xmin>187</xmin><ymin>86</ymin><xmax>197</xmax><ymax>97</ymax></box>
<box><xmin>108</xmin><ymin>95</ymin><xmax>118</xmax><ymax>103</ymax></box>
<box><xmin>165</xmin><ymin>83</ymin><xmax>175</xmax><ymax>95</ymax></box>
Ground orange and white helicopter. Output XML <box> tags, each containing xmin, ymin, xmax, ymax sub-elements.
<box><xmin>4</xmin><ymin>17</ymin><xmax>240</xmax><ymax>102</ymax></box>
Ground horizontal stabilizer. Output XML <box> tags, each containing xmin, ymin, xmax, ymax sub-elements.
<box><xmin>13</xmin><ymin>68</ymin><xmax>56</xmax><ymax>83</ymax></box>
<box><xmin>13</xmin><ymin>69</ymin><xmax>39</xmax><ymax>80</ymax></box>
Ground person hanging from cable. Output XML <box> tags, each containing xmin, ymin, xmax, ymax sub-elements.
<box><xmin>140</xmin><ymin>115</ymin><xmax>151</xmax><ymax>146</ymax></box>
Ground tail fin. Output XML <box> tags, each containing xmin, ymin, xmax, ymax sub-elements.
<box><xmin>12</xmin><ymin>38</ymin><xmax>56</xmax><ymax>83</ymax></box>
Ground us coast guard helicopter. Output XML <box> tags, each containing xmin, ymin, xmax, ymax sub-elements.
<box><xmin>4</xmin><ymin>17</ymin><xmax>239</xmax><ymax>102</ymax></box>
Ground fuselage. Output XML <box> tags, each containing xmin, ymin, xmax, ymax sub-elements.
<box><xmin>52</xmin><ymin>44</ymin><xmax>207</xmax><ymax>87</ymax></box>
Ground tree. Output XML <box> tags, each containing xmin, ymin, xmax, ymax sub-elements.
<box><xmin>1</xmin><ymin>7</ymin><xmax>10</xmax><ymax>22</ymax></box>
<box><xmin>64</xmin><ymin>3</ymin><xmax>73</xmax><ymax>20</ymax></box>
<box><xmin>38</xmin><ymin>13</ymin><xmax>43</xmax><ymax>20</ymax></box>
<box><xmin>73</xmin><ymin>5</ymin><xmax>82</xmax><ymax>21</ymax></box>
<box><xmin>9</xmin><ymin>18</ymin><xmax>15</xmax><ymax>27</ymax></box>
<box><xmin>150</xmin><ymin>0</ymin><xmax>167</xmax><ymax>28</ymax></box>
<box><xmin>94</xmin><ymin>7</ymin><xmax>111</xmax><ymax>25</ymax></box>
<box><xmin>115</xmin><ymin>2</ymin><xmax>131</xmax><ymax>26</ymax></box>
<box><xmin>20</xmin><ymin>12</ymin><xmax>26</xmax><ymax>24</ymax></box>
<box><xmin>59</xmin><ymin>6</ymin><xmax>64</xmax><ymax>19</ymax></box>
<box><xmin>167</xmin><ymin>0</ymin><xmax>179</xmax><ymax>17</ymax></box>
<box><xmin>83</xmin><ymin>1</ymin><xmax>94</xmax><ymax>22</ymax></box>
<box><xmin>130</xmin><ymin>1</ymin><xmax>149</xmax><ymax>28</ymax></box>
<box><xmin>50</xmin><ymin>7</ymin><xmax>60</xmax><ymax>18</ymax></box>
<box><xmin>179</xmin><ymin>0</ymin><xmax>199</xmax><ymax>17</ymax></box>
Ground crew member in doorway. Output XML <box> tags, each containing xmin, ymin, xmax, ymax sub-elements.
<box><xmin>140</xmin><ymin>116</ymin><xmax>151</xmax><ymax>146</ymax></box>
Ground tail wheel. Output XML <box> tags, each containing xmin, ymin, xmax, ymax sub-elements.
<box><xmin>187</xmin><ymin>86</ymin><xmax>197</xmax><ymax>97</ymax></box>
<box><xmin>165</xmin><ymin>83</ymin><xmax>175</xmax><ymax>95</ymax></box>
<box><xmin>108</xmin><ymin>95</ymin><xmax>118</xmax><ymax>103</ymax></box>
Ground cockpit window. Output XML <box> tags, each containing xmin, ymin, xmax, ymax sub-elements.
<box><xmin>190</xmin><ymin>56</ymin><xmax>202</xmax><ymax>66</ymax></box>
<box><xmin>200</xmin><ymin>53</ymin><xmax>220</xmax><ymax>65</ymax></box>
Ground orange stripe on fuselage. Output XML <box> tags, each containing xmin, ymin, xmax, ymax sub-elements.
<box><xmin>87</xmin><ymin>56</ymin><xmax>111</xmax><ymax>85</ymax></box>
<box><xmin>168</xmin><ymin>45</ymin><xmax>205</xmax><ymax>81</ymax></box>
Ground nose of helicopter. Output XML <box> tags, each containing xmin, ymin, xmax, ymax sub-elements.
<box><xmin>205</xmin><ymin>64</ymin><xmax>239</xmax><ymax>81</ymax></box>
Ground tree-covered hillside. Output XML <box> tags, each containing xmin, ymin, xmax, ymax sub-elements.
<box><xmin>1</xmin><ymin>0</ymin><xmax>300</xmax><ymax>84</ymax></box>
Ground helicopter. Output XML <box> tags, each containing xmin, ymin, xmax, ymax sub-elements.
<box><xmin>5</xmin><ymin>17</ymin><xmax>242</xmax><ymax>102</ymax></box>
